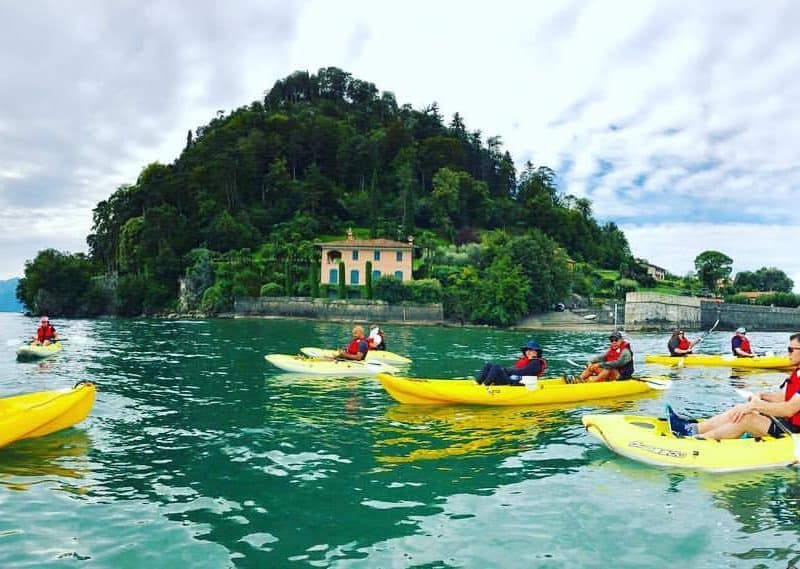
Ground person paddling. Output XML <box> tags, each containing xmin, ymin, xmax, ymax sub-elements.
<box><xmin>476</xmin><ymin>340</ymin><xmax>547</xmax><ymax>386</ymax></box>
<box><xmin>337</xmin><ymin>326</ymin><xmax>369</xmax><ymax>361</ymax></box>
<box><xmin>668</xmin><ymin>329</ymin><xmax>698</xmax><ymax>356</ymax></box>
<box><xmin>731</xmin><ymin>327</ymin><xmax>755</xmax><ymax>357</ymax></box>
<box><xmin>667</xmin><ymin>332</ymin><xmax>800</xmax><ymax>439</ymax></box>
<box><xmin>32</xmin><ymin>316</ymin><xmax>58</xmax><ymax>346</ymax></box>
<box><xmin>572</xmin><ymin>331</ymin><xmax>633</xmax><ymax>383</ymax></box>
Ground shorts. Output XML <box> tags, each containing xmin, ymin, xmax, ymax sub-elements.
<box><xmin>767</xmin><ymin>417</ymin><xmax>800</xmax><ymax>437</ymax></box>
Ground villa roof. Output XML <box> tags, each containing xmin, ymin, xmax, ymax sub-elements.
<box><xmin>318</xmin><ymin>238</ymin><xmax>412</xmax><ymax>248</ymax></box>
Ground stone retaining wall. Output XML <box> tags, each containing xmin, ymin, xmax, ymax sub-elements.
<box><xmin>234</xmin><ymin>297</ymin><xmax>444</xmax><ymax>323</ymax></box>
<box><xmin>625</xmin><ymin>292</ymin><xmax>800</xmax><ymax>331</ymax></box>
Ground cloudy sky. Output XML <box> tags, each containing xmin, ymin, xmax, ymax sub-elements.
<box><xmin>2</xmin><ymin>1</ymin><xmax>799</xmax><ymax>286</ymax></box>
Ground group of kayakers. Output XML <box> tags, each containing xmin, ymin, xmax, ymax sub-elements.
<box><xmin>477</xmin><ymin>331</ymin><xmax>635</xmax><ymax>386</ymax></box>
<box><xmin>336</xmin><ymin>325</ymin><xmax>387</xmax><ymax>361</ymax></box>
<box><xmin>667</xmin><ymin>327</ymin><xmax>755</xmax><ymax>357</ymax></box>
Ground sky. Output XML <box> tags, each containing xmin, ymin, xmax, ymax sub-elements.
<box><xmin>1</xmin><ymin>0</ymin><xmax>799</xmax><ymax>286</ymax></box>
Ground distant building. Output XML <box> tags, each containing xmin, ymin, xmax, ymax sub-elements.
<box><xmin>636</xmin><ymin>258</ymin><xmax>667</xmax><ymax>281</ymax></box>
<box><xmin>318</xmin><ymin>229</ymin><xmax>414</xmax><ymax>287</ymax></box>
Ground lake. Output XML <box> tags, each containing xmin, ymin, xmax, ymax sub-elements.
<box><xmin>1</xmin><ymin>312</ymin><xmax>799</xmax><ymax>568</ymax></box>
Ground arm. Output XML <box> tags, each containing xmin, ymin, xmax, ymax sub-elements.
<box><xmin>746</xmin><ymin>393</ymin><xmax>800</xmax><ymax>419</ymax></box>
<box><xmin>587</xmin><ymin>353</ymin><xmax>604</xmax><ymax>365</ymax></box>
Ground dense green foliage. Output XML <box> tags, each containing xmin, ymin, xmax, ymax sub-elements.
<box><xmin>19</xmin><ymin>67</ymin><xmax>671</xmax><ymax>323</ymax></box>
<box><xmin>733</xmin><ymin>267</ymin><xmax>793</xmax><ymax>293</ymax></box>
<box><xmin>694</xmin><ymin>250</ymin><xmax>733</xmax><ymax>291</ymax></box>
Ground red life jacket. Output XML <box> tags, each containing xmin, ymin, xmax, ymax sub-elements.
<box><xmin>346</xmin><ymin>338</ymin><xmax>367</xmax><ymax>355</ymax></box>
<box><xmin>783</xmin><ymin>369</ymin><xmax>800</xmax><ymax>427</ymax></box>
<box><xmin>604</xmin><ymin>341</ymin><xmax>634</xmax><ymax>378</ymax></box>
<box><xmin>513</xmin><ymin>356</ymin><xmax>548</xmax><ymax>377</ymax></box>
<box><xmin>37</xmin><ymin>324</ymin><xmax>56</xmax><ymax>343</ymax></box>
<box><xmin>733</xmin><ymin>335</ymin><xmax>752</xmax><ymax>355</ymax></box>
<box><xmin>677</xmin><ymin>337</ymin><xmax>691</xmax><ymax>350</ymax></box>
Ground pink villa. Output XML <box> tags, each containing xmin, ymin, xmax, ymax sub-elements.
<box><xmin>318</xmin><ymin>229</ymin><xmax>414</xmax><ymax>287</ymax></box>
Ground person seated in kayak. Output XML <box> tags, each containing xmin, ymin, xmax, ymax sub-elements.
<box><xmin>731</xmin><ymin>327</ymin><xmax>755</xmax><ymax>357</ymax></box>
<box><xmin>668</xmin><ymin>329</ymin><xmax>697</xmax><ymax>356</ymax></box>
<box><xmin>667</xmin><ymin>332</ymin><xmax>800</xmax><ymax>439</ymax></box>
<box><xmin>368</xmin><ymin>326</ymin><xmax>386</xmax><ymax>351</ymax></box>
<box><xmin>476</xmin><ymin>340</ymin><xmax>547</xmax><ymax>386</ymax></box>
<box><xmin>337</xmin><ymin>325</ymin><xmax>369</xmax><ymax>361</ymax></box>
<box><xmin>32</xmin><ymin>316</ymin><xmax>58</xmax><ymax>346</ymax></box>
<box><xmin>575</xmin><ymin>331</ymin><xmax>633</xmax><ymax>383</ymax></box>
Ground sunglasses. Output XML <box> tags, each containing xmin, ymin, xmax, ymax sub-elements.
<box><xmin>788</xmin><ymin>346</ymin><xmax>800</xmax><ymax>353</ymax></box>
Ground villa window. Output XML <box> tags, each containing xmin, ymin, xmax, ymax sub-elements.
<box><xmin>350</xmin><ymin>270</ymin><xmax>360</xmax><ymax>285</ymax></box>
<box><xmin>352</xmin><ymin>250</ymin><xmax>359</xmax><ymax>261</ymax></box>
<box><xmin>373</xmin><ymin>250</ymin><xmax>381</xmax><ymax>261</ymax></box>
<box><xmin>396</xmin><ymin>251</ymin><xmax>403</xmax><ymax>262</ymax></box>
<box><xmin>372</xmin><ymin>270</ymin><xmax>381</xmax><ymax>280</ymax></box>
<box><xmin>329</xmin><ymin>269</ymin><xmax>338</xmax><ymax>284</ymax></box>
<box><xmin>394</xmin><ymin>271</ymin><xmax>403</xmax><ymax>281</ymax></box>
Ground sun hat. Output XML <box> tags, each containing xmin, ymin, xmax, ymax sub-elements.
<box><xmin>40</xmin><ymin>315</ymin><xmax>49</xmax><ymax>323</ymax></box>
<box><xmin>521</xmin><ymin>339</ymin><xmax>541</xmax><ymax>352</ymax></box>
<box><xmin>736</xmin><ymin>327</ymin><xmax>747</xmax><ymax>334</ymax></box>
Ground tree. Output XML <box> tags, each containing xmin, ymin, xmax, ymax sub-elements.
<box><xmin>694</xmin><ymin>251</ymin><xmax>733</xmax><ymax>291</ymax></box>
<box><xmin>337</xmin><ymin>261</ymin><xmax>346</xmax><ymax>299</ymax></box>
<box><xmin>365</xmin><ymin>260</ymin><xmax>373</xmax><ymax>299</ymax></box>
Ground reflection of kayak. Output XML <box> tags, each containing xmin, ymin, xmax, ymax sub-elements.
<box><xmin>644</xmin><ymin>353</ymin><xmax>791</xmax><ymax>370</ymax></box>
<box><xmin>0</xmin><ymin>382</ymin><xmax>96</xmax><ymax>450</ymax></box>
<box><xmin>582</xmin><ymin>413</ymin><xmax>798</xmax><ymax>472</ymax></box>
<box><xmin>300</xmin><ymin>347</ymin><xmax>411</xmax><ymax>365</ymax></box>
<box><xmin>264</xmin><ymin>354</ymin><xmax>399</xmax><ymax>376</ymax></box>
<box><xmin>377</xmin><ymin>374</ymin><xmax>666</xmax><ymax>406</ymax></box>
<box><xmin>16</xmin><ymin>341</ymin><xmax>63</xmax><ymax>360</ymax></box>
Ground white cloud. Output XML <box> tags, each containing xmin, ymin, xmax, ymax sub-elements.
<box><xmin>1</xmin><ymin>0</ymin><xmax>799</xmax><ymax>284</ymax></box>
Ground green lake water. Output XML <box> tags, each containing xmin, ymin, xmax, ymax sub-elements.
<box><xmin>1</xmin><ymin>312</ymin><xmax>799</xmax><ymax>568</ymax></box>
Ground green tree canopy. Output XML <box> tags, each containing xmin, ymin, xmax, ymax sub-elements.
<box><xmin>694</xmin><ymin>250</ymin><xmax>733</xmax><ymax>291</ymax></box>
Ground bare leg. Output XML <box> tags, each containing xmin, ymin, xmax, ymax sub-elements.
<box><xmin>698</xmin><ymin>412</ymin><xmax>771</xmax><ymax>440</ymax></box>
<box><xmin>580</xmin><ymin>363</ymin><xmax>603</xmax><ymax>381</ymax></box>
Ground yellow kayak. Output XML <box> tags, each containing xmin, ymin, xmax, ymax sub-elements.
<box><xmin>582</xmin><ymin>413</ymin><xmax>799</xmax><ymax>472</ymax></box>
<box><xmin>300</xmin><ymin>347</ymin><xmax>411</xmax><ymax>365</ymax></box>
<box><xmin>0</xmin><ymin>382</ymin><xmax>96</xmax><ymax>450</ymax></box>
<box><xmin>377</xmin><ymin>374</ymin><xmax>669</xmax><ymax>406</ymax></box>
<box><xmin>265</xmin><ymin>354</ymin><xmax>399</xmax><ymax>376</ymax></box>
<box><xmin>16</xmin><ymin>341</ymin><xmax>63</xmax><ymax>360</ymax></box>
<box><xmin>644</xmin><ymin>353</ymin><xmax>792</xmax><ymax>370</ymax></box>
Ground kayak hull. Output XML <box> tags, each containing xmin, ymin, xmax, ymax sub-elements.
<box><xmin>644</xmin><ymin>353</ymin><xmax>792</xmax><ymax>370</ymax></box>
<box><xmin>16</xmin><ymin>341</ymin><xmax>63</xmax><ymax>360</ymax></box>
<box><xmin>377</xmin><ymin>374</ymin><xmax>661</xmax><ymax>406</ymax></box>
<box><xmin>582</xmin><ymin>413</ymin><xmax>798</xmax><ymax>472</ymax></box>
<box><xmin>300</xmin><ymin>347</ymin><xmax>411</xmax><ymax>365</ymax></box>
<box><xmin>0</xmin><ymin>383</ymin><xmax>96</xmax><ymax>450</ymax></box>
<box><xmin>265</xmin><ymin>354</ymin><xmax>399</xmax><ymax>376</ymax></box>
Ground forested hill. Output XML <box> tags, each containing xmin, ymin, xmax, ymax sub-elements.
<box><xmin>18</xmin><ymin>67</ymin><xmax>633</xmax><ymax>322</ymax></box>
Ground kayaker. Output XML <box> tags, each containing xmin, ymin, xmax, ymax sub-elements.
<box><xmin>337</xmin><ymin>325</ymin><xmax>369</xmax><ymax>361</ymax></box>
<box><xmin>368</xmin><ymin>326</ymin><xmax>386</xmax><ymax>351</ymax></box>
<box><xmin>668</xmin><ymin>329</ymin><xmax>697</xmax><ymax>356</ymax></box>
<box><xmin>573</xmin><ymin>331</ymin><xmax>633</xmax><ymax>383</ymax></box>
<box><xmin>476</xmin><ymin>340</ymin><xmax>547</xmax><ymax>386</ymax></box>
<box><xmin>731</xmin><ymin>327</ymin><xmax>755</xmax><ymax>357</ymax></box>
<box><xmin>667</xmin><ymin>332</ymin><xmax>800</xmax><ymax>439</ymax></box>
<box><xmin>32</xmin><ymin>316</ymin><xmax>58</xmax><ymax>346</ymax></box>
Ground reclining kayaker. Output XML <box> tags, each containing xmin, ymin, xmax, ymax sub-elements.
<box><xmin>731</xmin><ymin>327</ymin><xmax>755</xmax><ymax>357</ymax></box>
<box><xmin>476</xmin><ymin>340</ymin><xmax>547</xmax><ymax>386</ymax></box>
<box><xmin>668</xmin><ymin>329</ymin><xmax>697</xmax><ymax>356</ymax></box>
<box><xmin>572</xmin><ymin>331</ymin><xmax>633</xmax><ymax>383</ymax></box>
<box><xmin>32</xmin><ymin>316</ymin><xmax>58</xmax><ymax>346</ymax></box>
<box><xmin>667</xmin><ymin>332</ymin><xmax>800</xmax><ymax>439</ymax></box>
<box><xmin>337</xmin><ymin>325</ymin><xmax>369</xmax><ymax>361</ymax></box>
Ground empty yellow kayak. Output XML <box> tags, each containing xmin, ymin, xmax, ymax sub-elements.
<box><xmin>300</xmin><ymin>347</ymin><xmax>411</xmax><ymax>365</ymax></box>
<box><xmin>582</xmin><ymin>413</ymin><xmax>799</xmax><ymax>472</ymax></box>
<box><xmin>377</xmin><ymin>374</ymin><xmax>668</xmax><ymax>406</ymax></box>
<box><xmin>0</xmin><ymin>382</ymin><xmax>96</xmax><ymax>450</ymax></box>
<box><xmin>16</xmin><ymin>341</ymin><xmax>63</xmax><ymax>360</ymax></box>
<box><xmin>644</xmin><ymin>353</ymin><xmax>791</xmax><ymax>370</ymax></box>
<box><xmin>265</xmin><ymin>354</ymin><xmax>399</xmax><ymax>376</ymax></box>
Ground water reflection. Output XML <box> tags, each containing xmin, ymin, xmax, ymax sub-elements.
<box><xmin>0</xmin><ymin>429</ymin><xmax>91</xmax><ymax>491</ymax></box>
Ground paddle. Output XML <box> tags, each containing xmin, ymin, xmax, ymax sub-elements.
<box><xmin>735</xmin><ymin>388</ymin><xmax>800</xmax><ymax>462</ymax></box>
<box><xmin>692</xmin><ymin>318</ymin><xmax>720</xmax><ymax>347</ymax></box>
<box><xmin>565</xmin><ymin>359</ymin><xmax>671</xmax><ymax>390</ymax></box>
